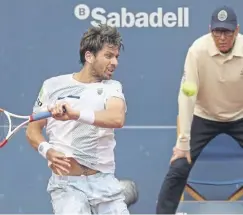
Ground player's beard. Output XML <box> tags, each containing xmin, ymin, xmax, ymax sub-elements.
<box><xmin>90</xmin><ymin>60</ymin><xmax>113</xmax><ymax>81</ymax></box>
<box><xmin>89</xmin><ymin>64</ymin><xmax>103</xmax><ymax>82</ymax></box>
<box><xmin>92</xmin><ymin>69</ymin><xmax>108</xmax><ymax>81</ymax></box>
<box><xmin>92</xmin><ymin>68</ymin><xmax>112</xmax><ymax>81</ymax></box>
<box><xmin>103</xmin><ymin>69</ymin><xmax>113</xmax><ymax>80</ymax></box>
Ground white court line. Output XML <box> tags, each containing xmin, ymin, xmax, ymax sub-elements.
<box><xmin>123</xmin><ymin>125</ymin><xmax>176</xmax><ymax>129</ymax></box>
<box><xmin>0</xmin><ymin>125</ymin><xmax>176</xmax><ymax>129</ymax></box>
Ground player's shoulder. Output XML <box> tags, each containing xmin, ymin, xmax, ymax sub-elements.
<box><xmin>41</xmin><ymin>74</ymin><xmax>74</xmax><ymax>93</ymax></box>
<box><xmin>43</xmin><ymin>74</ymin><xmax>72</xmax><ymax>86</ymax></box>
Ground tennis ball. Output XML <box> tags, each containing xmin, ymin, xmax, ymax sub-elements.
<box><xmin>181</xmin><ymin>82</ymin><xmax>197</xmax><ymax>96</ymax></box>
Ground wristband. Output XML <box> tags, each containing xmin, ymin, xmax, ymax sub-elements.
<box><xmin>38</xmin><ymin>142</ymin><xmax>52</xmax><ymax>159</ymax></box>
<box><xmin>78</xmin><ymin>110</ymin><xmax>95</xmax><ymax>124</ymax></box>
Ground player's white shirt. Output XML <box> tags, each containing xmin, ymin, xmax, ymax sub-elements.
<box><xmin>33</xmin><ymin>73</ymin><xmax>127</xmax><ymax>173</ymax></box>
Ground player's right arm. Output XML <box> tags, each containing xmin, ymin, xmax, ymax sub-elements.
<box><xmin>26</xmin><ymin>118</ymin><xmax>47</xmax><ymax>150</ymax></box>
<box><xmin>26</xmin><ymin>82</ymin><xmax>70</xmax><ymax>173</ymax></box>
<box><xmin>171</xmin><ymin>47</ymin><xmax>199</xmax><ymax>164</ymax></box>
<box><xmin>26</xmin><ymin>82</ymin><xmax>49</xmax><ymax>151</ymax></box>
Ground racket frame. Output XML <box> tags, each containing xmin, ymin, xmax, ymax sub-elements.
<box><xmin>0</xmin><ymin>108</ymin><xmax>51</xmax><ymax>148</ymax></box>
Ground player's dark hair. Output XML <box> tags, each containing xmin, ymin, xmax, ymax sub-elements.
<box><xmin>79</xmin><ymin>24</ymin><xmax>124</xmax><ymax>65</ymax></box>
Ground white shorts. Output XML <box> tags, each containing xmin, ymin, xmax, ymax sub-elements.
<box><xmin>47</xmin><ymin>172</ymin><xmax>130</xmax><ymax>214</ymax></box>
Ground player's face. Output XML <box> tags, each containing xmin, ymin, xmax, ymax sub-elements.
<box><xmin>211</xmin><ymin>27</ymin><xmax>239</xmax><ymax>53</ymax></box>
<box><xmin>92</xmin><ymin>44</ymin><xmax>120</xmax><ymax>80</ymax></box>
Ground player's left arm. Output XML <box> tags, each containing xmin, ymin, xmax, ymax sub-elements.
<box><xmin>93</xmin><ymin>97</ymin><xmax>126</xmax><ymax>128</ymax></box>
<box><xmin>92</xmin><ymin>81</ymin><xmax>126</xmax><ymax>128</ymax></box>
<box><xmin>50</xmin><ymin>81</ymin><xmax>127</xmax><ymax>128</ymax></box>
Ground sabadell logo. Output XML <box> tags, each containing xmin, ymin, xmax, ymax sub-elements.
<box><xmin>74</xmin><ymin>4</ymin><xmax>189</xmax><ymax>28</ymax></box>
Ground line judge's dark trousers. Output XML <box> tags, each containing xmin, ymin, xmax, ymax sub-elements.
<box><xmin>156</xmin><ymin>115</ymin><xmax>243</xmax><ymax>214</ymax></box>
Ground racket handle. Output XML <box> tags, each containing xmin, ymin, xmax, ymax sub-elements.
<box><xmin>30</xmin><ymin>107</ymin><xmax>66</xmax><ymax>121</ymax></box>
<box><xmin>30</xmin><ymin>111</ymin><xmax>52</xmax><ymax>121</ymax></box>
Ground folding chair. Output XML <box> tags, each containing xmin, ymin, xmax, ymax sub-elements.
<box><xmin>177</xmin><ymin>117</ymin><xmax>243</xmax><ymax>201</ymax></box>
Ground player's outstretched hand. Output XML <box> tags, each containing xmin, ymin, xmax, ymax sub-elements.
<box><xmin>170</xmin><ymin>146</ymin><xmax>191</xmax><ymax>164</ymax></box>
<box><xmin>46</xmin><ymin>148</ymin><xmax>71</xmax><ymax>175</ymax></box>
<box><xmin>48</xmin><ymin>102</ymin><xmax>79</xmax><ymax>121</ymax></box>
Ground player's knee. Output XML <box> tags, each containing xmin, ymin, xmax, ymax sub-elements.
<box><xmin>95</xmin><ymin>199</ymin><xmax>129</xmax><ymax>214</ymax></box>
<box><xmin>49</xmin><ymin>184</ymin><xmax>91</xmax><ymax>214</ymax></box>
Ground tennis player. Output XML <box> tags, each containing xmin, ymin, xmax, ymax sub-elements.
<box><xmin>156</xmin><ymin>5</ymin><xmax>243</xmax><ymax>214</ymax></box>
<box><xmin>26</xmin><ymin>24</ymin><xmax>129</xmax><ymax>214</ymax></box>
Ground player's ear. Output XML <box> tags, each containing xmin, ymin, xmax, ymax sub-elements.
<box><xmin>85</xmin><ymin>51</ymin><xmax>94</xmax><ymax>64</ymax></box>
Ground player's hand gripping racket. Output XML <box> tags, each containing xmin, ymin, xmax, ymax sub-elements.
<box><xmin>0</xmin><ymin>108</ymin><xmax>52</xmax><ymax>148</ymax></box>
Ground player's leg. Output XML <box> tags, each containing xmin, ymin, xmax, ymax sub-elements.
<box><xmin>88</xmin><ymin>173</ymin><xmax>130</xmax><ymax>214</ymax></box>
<box><xmin>156</xmin><ymin>115</ymin><xmax>222</xmax><ymax>214</ymax></box>
<box><xmin>92</xmin><ymin>197</ymin><xmax>129</xmax><ymax>214</ymax></box>
<box><xmin>47</xmin><ymin>175</ymin><xmax>91</xmax><ymax>214</ymax></box>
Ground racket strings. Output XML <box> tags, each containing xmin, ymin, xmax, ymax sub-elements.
<box><xmin>0</xmin><ymin>112</ymin><xmax>10</xmax><ymax>142</ymax></box>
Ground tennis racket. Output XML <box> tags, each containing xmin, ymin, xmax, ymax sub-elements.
<box><xmin>0</xmin><ymin>108</ymin><xmax>52</xmax><ymax>148</ymax></box>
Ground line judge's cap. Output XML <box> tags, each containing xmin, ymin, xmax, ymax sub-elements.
<box><xmin>211</xmin><ymin>6</ymin><xmax>237</xmax><ymax>31</ymax></box>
